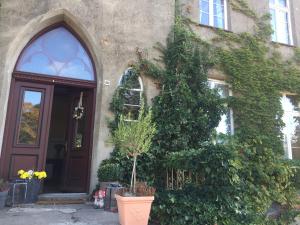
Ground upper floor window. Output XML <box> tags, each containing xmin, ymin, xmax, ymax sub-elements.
<box><xmin>119</xmin><ymin>68</ymin><xmax>143</xmax><ymax>121</ymax></box>
<box><xmin>269</xmin><ymin>0</ymin><xmax>293</xmax><ymax>45</ymax></box>
<box><xmin>208</xmin><ymin>79</ymin><xmax>233</xmax><ymax>135</ymax></box>
<box><xmin>16</xmin><ymin>26</ymin><xmax>95</xmax><ymax>81</ymax></box>
<box><xmin>199</xmin><ymin>0</ymin><xmax>228</xmax><ymax>29</ymax></box>
<box><xmin>281</xmin><ymin>94</ymin><xmax>300</xmax><ymax>160</ymax></box>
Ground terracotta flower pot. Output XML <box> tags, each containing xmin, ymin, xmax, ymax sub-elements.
<box><xmin>115</xmin><ymin>194</ymin><xmax>154</xmax><ymax>225</ymax></box>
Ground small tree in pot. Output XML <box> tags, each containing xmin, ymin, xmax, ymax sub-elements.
<box><xmin>112</xmin><ymin>106</ymin><xmax>156</xmax><ymax>225</ymax></box>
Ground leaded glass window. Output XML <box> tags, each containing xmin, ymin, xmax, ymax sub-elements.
<box><xmin>16</xmin><ymin>27</ymin><xmax>95</xmax><ymax>81</ymax></box>
<box><xmin>119</xmin><ymin>68</ymin><xmax>143</xmax><ymax>121</ymax></box>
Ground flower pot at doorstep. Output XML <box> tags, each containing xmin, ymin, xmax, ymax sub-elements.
<box><xmin>99</xmin><ymin>181</ymin><xmax>119</xmax><ymax>190</ymax></box>
<box><xmin>25</xmin><ymin>179</ymin><xmax>41</xmax><ymax>203</ymax></box>
<box><xmin>115</xmin><ymin>194</ymin><xmax>154</xmax><ymax>225</ymax></box>
<box><xmin>0</xmin><ymin>191</ymin><xmax>8</xmax><ymax>208</ymax></box>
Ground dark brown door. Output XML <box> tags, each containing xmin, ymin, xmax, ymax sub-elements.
<box><xmin>62</xmin><ymin>89</ymin><xmax>93</xmax><ymax>192</ymax></box>
<box><xmin>0</xmin><ymin>80</ymin><xmax>53</xmax><ymax>179</ymax></box>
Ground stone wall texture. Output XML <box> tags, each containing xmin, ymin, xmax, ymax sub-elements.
<box><xmin>0</xmin><ymin>0</ymin><xmax>300</xmax><ymax>192</ymax></box>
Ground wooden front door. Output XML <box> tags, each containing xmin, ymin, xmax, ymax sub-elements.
<box><xmin>0</xmin><ymin>80</ymin><xmax>53</xmax><ymax>179</ymax></box>
<box><xmin>62</xmin><ymin>89</ymin><xmax>93</xmax><ymax>192</ymax></box>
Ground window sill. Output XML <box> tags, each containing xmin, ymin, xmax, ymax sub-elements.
<box><xmin>198</xmin><ymin>23</ymin><xmax>231</xmax><ymax>33</ymax></box>
<box><xmin>271</xmin><ymin>41</ymin><xmax>296</xmax><ymax>48</ymax></box>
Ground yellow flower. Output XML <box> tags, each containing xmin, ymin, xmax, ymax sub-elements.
<box><xmin>18</xmin><ymin>170</ymin><xmax>25</xmax><ymax>175</ymax></box>
<box><xmin>39</xmin><ymin>171</ymin><xmax>47</xmax><ymax>179</ymax></box>
<box><xmin>20</xmin><ymin>172</ymin><xmax>29</xmax><ymax>179</ymax></box>
<box><xmin>34</xmin><ymin>172</ymin><xmax>40</xmax><ymax>177</ymax></box>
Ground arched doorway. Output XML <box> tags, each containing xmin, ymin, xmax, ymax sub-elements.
<box><xmin>0</xmin><ymin>23</ymin><xmax>96</xmax><ymax>193</ymax></box>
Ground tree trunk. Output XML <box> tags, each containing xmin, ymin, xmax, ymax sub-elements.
<box><xmin>130</xmin><ymin>155</ymin><xmax>137</xmax><ymax>194</ymax></box>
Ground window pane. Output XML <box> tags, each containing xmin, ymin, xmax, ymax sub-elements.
<box><xmin>282</xmin><ymin>95</ymin><xmax>300</xmax><ymax>159</ymax></box>
<box><xmin>120</xmin><ymin>69</ymin><xmax>141</xmax><ymax>89</ymax></box>
<box><xmin>200</xmin><ymin>12</ymin><xmax>209</xmax><ymax>25</ymax></box>
<box><xmin>214</xmin><ymin>3</ymin><xmax>224</xmax><ymax>17</ymax></box>
<box><xmin>275</xmin><ymin>11</ymin><xmax>290</xmax><ymax>44</ymax></box>
<box><xmin>269</xmin><ymin>0</ymin><xmax>275</xmax><ymax>5</ymax></box>
<box><xmin>16</xmin><ymin>27</ymin><xmax>94</xmax><ymax>81</ymax></box>
<box><xmin>208</xmin><ymin>81</ymin><xmax>232</xmax><ymax>134</ymax></box>
<box><xmin>214</xmin><ymin>0</ymin><xmax>224</xmax><ymax>6</ymax></box>
<box><xmin>278</xmin><ymin>0</ymin><xmax>287</xmax><ymax>7</ymax></box>
<box><xmin>286</xmin><ymin>95</ymin><xmax>300</xmax><ymax>111</ymax></box>
<box><xmin>200</xmin><ymin>0</ymin><xmax>209</xmax><ymax>13</ymax></box>
<box><xmin>18</xmin><ymin>91</ymin><xmax>42</xmax><ymax>145</ymax></box>
<box><xmin>216</xmin><ymin>110</ymin><xmax>232</xmax><ymax>134</ymax></box>
<box><xmin>123</xmin><ymin>105</ymin><xmax>140</xmax><ymax>121</ymax></box>
<box><xmin>123</xmin><ymin>90</ymin><xmax>141</xmax><ymax>105</ymax></box>
<box><xmin>214</xmin><ymin>16</ymin><xmax>224</xmax><ymax>29</ymax></box>
<box><xmin>209</xmin><ymin>81</ymin><xmax>229</xmax><ymax>98</ymax></box>
<box><xmin>270</xmin><ymin>9</ymin><xmax>277</xmax><ymax>41</ymax></box>
<box><xmin>213</xmin><ymin>2</ymin><xmax>224</xmax><ymax>28</ymax></box>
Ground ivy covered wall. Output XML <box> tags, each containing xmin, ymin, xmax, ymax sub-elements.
<box><xmin>99</xmin><ymin>0</ymin><xmax>300</xmax><ymax>224</ymax></box>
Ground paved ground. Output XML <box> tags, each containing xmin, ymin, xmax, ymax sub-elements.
<box><xmin>0</xmin><ymin>204</ymin><xmax>119</xmax><ymax>225</ymax></box>
<box><xmin>0</xmin><ymin>203</ymin><xmax>299</xmax><ymax>225</ymax></box>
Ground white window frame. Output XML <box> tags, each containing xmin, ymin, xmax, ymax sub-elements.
<box><xmin>118</xmin><ymin>68</ymin><xmax>143</xmax><ymax>122</ymax></box>
<box><xmin>269</xmin><ymin>0</ymin><xmax>293</xmax><ymax>45</ymax></box>
<box><xmin>208</xmin><ymin>79</ymin><xmax>234</xmax><ymax>135</ymax></box>
<box><xmin>199</xmin><ymin>0</ymin><xmax>228</xmax><ymax>30</ymax></box>
<box><xmin>281</xmin><ymin>92</ymin><xmax>300</xmax><ymax>159</ymax></box>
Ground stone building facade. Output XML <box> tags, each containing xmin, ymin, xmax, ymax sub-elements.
<box><xmin>0</xmin><ymin>0</ymin><xmax>299</xmax><ymax>193</ymax></box>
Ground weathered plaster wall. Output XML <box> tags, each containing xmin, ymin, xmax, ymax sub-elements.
<box><xmin>181</xmin><ymin>0</ymin><xmax>300</xmax><ymax>65</ymax></box>
<box><xmin>0</xmin><ymin>0</ymin><xmax>174</xmax><ymax>192</ymax></box>
<box><xmin>1</xmin><ymin>0</ymin><xmax>299</xmax><ymax>192</ymax></box>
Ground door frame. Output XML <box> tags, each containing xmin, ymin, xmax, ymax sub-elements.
<box><xmin>0</xmin><ymin>22</ymin><xmax>97</xmax><ymax>192</ymax></box>
<box><xmin>0</xmin><ymin>73</ymin><xmax>96</xmax><ymax>193</ymax></box>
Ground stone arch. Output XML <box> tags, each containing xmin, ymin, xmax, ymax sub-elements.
<box><xmin>0</xmin><ymin>10</ymin><xmax>103</xmax><ymax>190</ymax></box>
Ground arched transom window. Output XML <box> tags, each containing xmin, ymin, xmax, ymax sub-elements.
<box><xmin>119</xmin><ymin>68</ymin><xmax>143</xmax><ymax>120</ymax></box>
<box><xmin>16</xmin><ymin>26</ymin><xmax>95</xmax><ymax>81</ymax></box>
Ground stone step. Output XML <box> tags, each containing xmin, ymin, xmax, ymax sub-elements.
<box><xmin>37</xmin><ymin>193</ymin><xmax>88</xmax><ymax>205</ymax></box>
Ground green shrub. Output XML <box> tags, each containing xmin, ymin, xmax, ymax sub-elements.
<box><xmin>291</xmin><ymin>159</ymin><xmax>300</xmax><ymax>190</ymax></box>
<box><xmin>97</xmin><ymin>161</ymin><xmax>123</xmax><ymax>182</ymax></box>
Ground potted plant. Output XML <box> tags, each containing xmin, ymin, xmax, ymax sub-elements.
<box><xmin>17</xmin><ymin>169</ymin><xmax>47</xmax><ymax>203</ymax></box>
<box><xmin>97</xmin><ymin>161</ymin><xmax>123</xmax><ymax>189</ymax></box>
<box><xmin>0</xmin><ymin>178</ymin><xmax>9</xmax><ymax>208</ymax></box>
<box><xmin>112</xmin><ymin>106</ymin><xmax>156</xmax><ymax>225</ymax></box>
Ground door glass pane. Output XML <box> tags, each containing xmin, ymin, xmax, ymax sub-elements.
<box><xmin>74</xmin><ymin>119</ymin><xmax>85</xmax><ymax>149</ymax></box>
<box><xmin>18</xmin><ymin>90</ymin><xmax>42</xmax><ymax>145</ymax></box>
<box><xmin>73</xmin><ymin>98</ymin><xmax>86</xmax><ymax>150</ymax></box>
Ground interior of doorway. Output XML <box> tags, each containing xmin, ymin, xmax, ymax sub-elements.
<box><xmin>43</xmin><ymin>85</ymin><xmax>73</xmax><ymax>193</ymax></box>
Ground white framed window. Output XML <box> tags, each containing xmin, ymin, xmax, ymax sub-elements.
<box><xmin>208</xmin><ymin>79</ymin><xmax>234</xmax><ymax>135</ymax></box>
<box><xmin>269</xmin><ymin>0</ymin><xmax>293</xmax><ymax>45</ymax></box>
<box><xmin>199</xmin><ymin>0</ymin><xmax>228</xmax><ymax>29</ymax></box>
<box><xmin>119</xmin><ymin>68</ymin><xmax>143</xmax><ymax>121</ymax></box>
<box><xmin>281</xmin><ymin>93</ymin><xmax>300</xmax><ymax>160</ymax></box>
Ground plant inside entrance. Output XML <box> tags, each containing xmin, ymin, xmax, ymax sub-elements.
<box><xmin>112</xmin><ymin>106</ymin><xmax>156</xmax><ymax>225</ymax></box>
